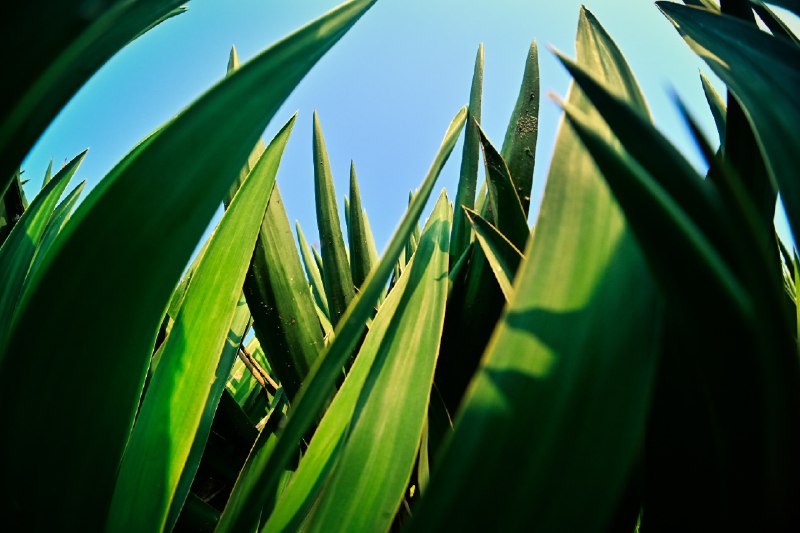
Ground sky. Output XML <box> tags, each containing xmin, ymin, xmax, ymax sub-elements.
<box><xmin>21</xmin><ymin>0</ymin><xmax>796</xmax><ymax>252</ymax></box>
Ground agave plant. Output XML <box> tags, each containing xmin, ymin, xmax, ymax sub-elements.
<box><xmin>1</xmin><ymin>0</ymin><xmax>798</xmax><ymax>531</ymax></box>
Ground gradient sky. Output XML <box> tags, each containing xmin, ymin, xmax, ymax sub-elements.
<box><xmin>21</xmin><ymin>0</ymin><xmax>796</xmax><ymax>252</ymax></box>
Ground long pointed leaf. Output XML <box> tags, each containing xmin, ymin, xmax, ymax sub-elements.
<box><xmin>450</xmin><ymin>44</ymin><xmax>484</xmax><ymax>261</ymax></box>
<box><xmin>305</xmin><ymin>192</ymin><xmax>451</xmax><ymax>533</ymax></box>
<box><xmin>0</xmin><ymin>151</ymin><xmax>84</xmax><ymax>347</ymax></box>
<box><xmin>313</xmin><ymin>112</ymin><xmax>356</xmax><ymax>325</ymax></box>
<box><xmin>410</xmin><ymin>9</ymin><xmax>660</xmax><ymax>530</ymax></box>
<box><xmin>464</xmin><ymin>207</ymin><xmax>523</xmax><ymax>300</ymax></box>
<box><xmin>658</xmin><ymin>2</ymin><xmax>800</xmax><ymax>241</ymax></box>
<box><xmin>215</xmin><ymin>107</ymin><xmax>466</xmax><ymax>532</ymax></box>
<box><xmin>501</xmin><ymin>40</ymin><xmax>540</xmax><ymax>214</ymax></box>
<box><xmin>106</xmin><ymin>116</ymin><xmax>294</xmax><ymax>532</ymax></box>
<box><xmin>0</xmin><ymin>1</ymin><xmax>377</xmax><ymax>527</ymax></box>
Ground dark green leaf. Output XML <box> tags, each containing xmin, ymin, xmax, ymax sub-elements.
<box><xmin>0</xmin><ymin>1</ymin><xmax>377</xmax><ymax>527</ymax></box>
<box><xmin>410</xmin><ymin>9</ymin><xmax>661</xmax><ymax>531</ymax></box>
<box><xmin>463</xmin><ymin>207</ymin><xmax>523</xmax><ymax>300</ymax></box>
<box><xmin>0</xmin><ymin>151</ymin><xmax>84</xmax><ymax>348</ymax></box>
<box><xmin>477</xmin><ymin>123</ymin><xmax>529</xmax><ymax>251</ymax></box>
<box><xmin>501</xmin><ymin>40</ymin><xmax>540</xmax><ymax>214</ymax></box>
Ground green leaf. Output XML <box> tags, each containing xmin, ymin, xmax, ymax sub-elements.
<box><xmin>0</xmin><ymin>0</ymin><xmax>185</xmax><ymax>189</ymax></box>
<box><xmin>106</xmin><ymin>116</ymin><xmax>293</xmax><ymax>532</ymax></box>
<box><xmin>658</xmin><ymin>2</ymin><xmax>800</xmax><ymax>239</ymax></box>
<box><xmin>699</xmin><ymin>71</ymin><xmax>727</xmax><ymax>145</ymax></box>
<box><xmin>304</xmin><ymin>192</ymin><xmax>451</xmax><ymax>533</ymax></box>
<box><xmin>297</xmin><ymin>221</ymin><xmax>331</xmax><ymax>318</ymax></box>
<box><xmin>165</xmin><ymin>294</ymin><xmax>252</xmax><ymax>531</ymax></box>
<box><xmin>41</xmin><ymin>160</ymin><xmax>54</xmax><ymax>189</ymax></box>
<box><xmin>560</xmin><ymin>101</ymin><xmax>752</xmax><ymax>325</ymax></box>
<box><xmin>217</xmin><ymin>396</ymin><xmax>289</xmax><ymax>533</ymax></box>
<box><xmin>0</xmin><ymin>170</ymin><xmax>28</xmax><ymax>245</ymax></box>
<box><xmin>25</xmin><ymin>180</ymin><xmax>86</xmax><ymax>282</ymax></box>
<box><xmin>225</xmin><ymin>48</ymin><xmax>326</xmax><ymax>402</ymax></box>
<box><xmin>313</xmin><ymin>112</ymin><xmax>356</xmax><ymax>325</ymax></box>
<box><xmin>552</xmin><ymin>49</ymin><xmax>739</xmax><ymax>266</ymax></box>
<box><xmin>751</xmin><ymin>1</ymin><xmax>800</xmax><ymax>45</ymax></box>
<box><xmin>348</xmin><ymin>161</ymin><xmax>374</xmax><ymax>289</ymax></box>
<box><xmin>410</xmin><ymin>8</ymin><xmax>661</xmax><ymax>531</ymax></box>
<box><xmin>0</xmin><ymin>150</ymin><xmax>84</xmax><ymax>349</ymax></box>
<box><xmin>264</xmin><ymin>216</ymin><xmax>421</xmax><ymax>533</ymax></box>
<box><xmin>463</xmin><ymin>207</ymin><xmax>523</xmax><ymax>300</ymax></box>
<box><xmin>214</xmin><ymin>107</ymin><xmax>466</xmax><ymax>532</ymax></box>
<box><xmin>0</xmin><ymin>1</ymin><xmax>377</xmax><ymax>527</ymax></box>
<box><xmin>501</xmin><ymin>40</ymin><xmax>540</xmax><ymax>214</ymax></box>
<box><xmin>450</xmin><ymin>44</ymin><xmax>484</xmax><ymax>262</ymax></box>
<box><xmin>477</xmin><ymin>123</ymin><xmax>529</xmax><ymax>251</ymax></box>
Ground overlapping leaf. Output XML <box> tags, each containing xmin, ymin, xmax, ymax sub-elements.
<box><xmin>410</xmin><ymin>8</ymin><xmax>661</xmax><ymax>531</ymax></box>
<box><xmin>0</xmin><ymin>1</ymin><xmax>377</xmax><ymax>527</ymax></box>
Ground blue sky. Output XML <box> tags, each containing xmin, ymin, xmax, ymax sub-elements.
<box><xmin>21</xmin><ymin>0</ymin><xmax>796</xmax><ymax>251</ymax></box>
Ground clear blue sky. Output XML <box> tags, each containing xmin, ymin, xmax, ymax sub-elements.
<box><xmin>21</xmin><ymin>0</ymin><xmax>796</xmax><ymax>251</ymax></box>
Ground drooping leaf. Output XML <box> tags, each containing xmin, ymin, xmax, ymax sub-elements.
<box><xmin>450</xmin><ymin>44</ymin><xmax>484</xmax><ymax>262</ymax></box>
<box><xmin>410</xmin><ymin>8</ymin><xmax>661</xmax><ymax>531</ymax></box>
<box><xmin>501</xmin><ymin>40</ymin><xmax>540</xmax><ymax>214</ymax></box>
<box><xmin>464</xmin><ymin>207</ymin><xmax>523</xmax><ymax>300</ymax></box>
<box><xmin>214</xmin><ymin>107</ymin><xmax>466</xmax><ymax>532</ymax></box>
<box><xmin>0</xmin><ymin>1</ymin><xmax>377</xmax><ymax>527</ymax></box>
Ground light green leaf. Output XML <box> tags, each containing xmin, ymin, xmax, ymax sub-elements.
<box><xmin>297</xmin><ymin>221</ymin><xmax>330</xmax><ymax>319</ymax></box>
<box><xmin>264</xmin><ymin>217</ymin><xmax>421</xmax><ymax>533</ymax></box>
<box><xmin>313</xmin><ymin>112</ymin><xmax>356</xmax><ymax>325</ymax></box>
<box><xmin>106</xmin><ymin>116</ymin><xmax>293</xmax><ymax>532</ymax></box>
<box><xmin>304</xmin><ymin>192</ymin><xmax>451</xmax><ymax>533</ymax></box>
<box><xmin>225</xmin><ymin>48</ymin><xmax>325</xmax><ymax>402</ymax></box>
<box><xmin>25</xmin><ymin>180</ymin><xmax>85</xmax><ymax>283</ymax></box>
<box><xmin>699</xmin><ymin>71</ymin><xmax>727</xmax><ymax>145</ymax></box>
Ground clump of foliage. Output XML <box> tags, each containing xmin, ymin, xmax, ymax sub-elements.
<box><xmin>1</xmin><ymin>0</ymin><xmax>798</xmax><ymax>531</ymax></box>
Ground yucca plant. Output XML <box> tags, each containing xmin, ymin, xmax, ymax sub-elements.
<box><xmin>1</xmin><ymin>0</ymin><xmax>798</xmax><ymax>531</ymax></box>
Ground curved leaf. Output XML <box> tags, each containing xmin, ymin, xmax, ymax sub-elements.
<box><xmin>0</xmin><ymin>1</ymin><xmax>377</xmax><ymax>527</ymax></box>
